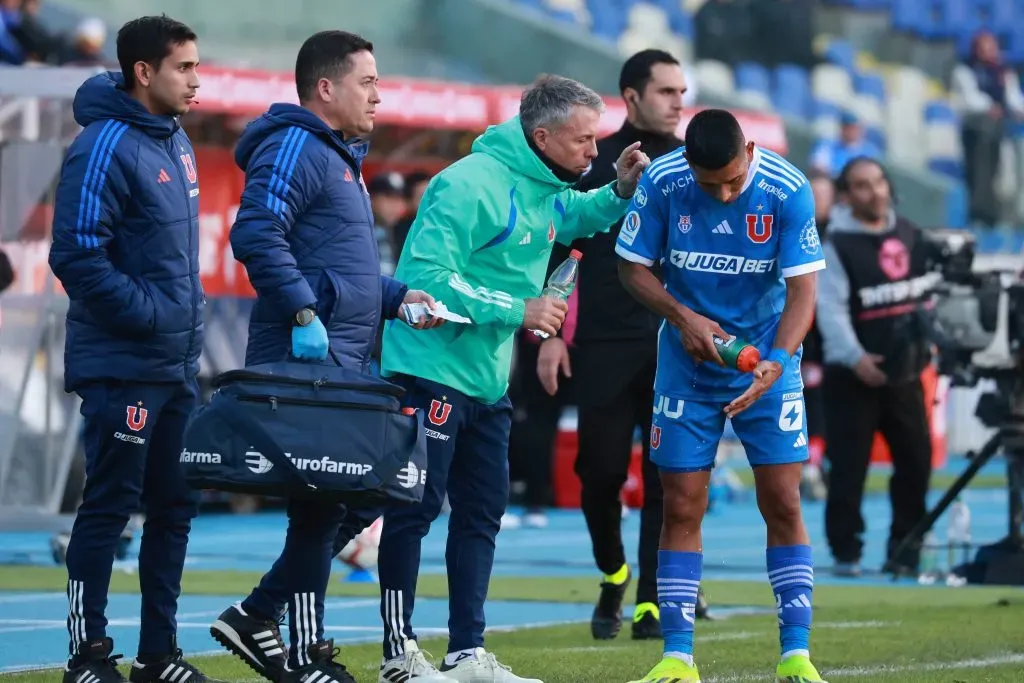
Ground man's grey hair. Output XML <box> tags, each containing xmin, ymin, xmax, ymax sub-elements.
<box><xmin>519</xmin><ymin>74</ymin><xmax>605</xmax><ymax>135</ymax></box>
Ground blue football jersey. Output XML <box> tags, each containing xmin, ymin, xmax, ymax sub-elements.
<box><xmin>615</xmin><ymin>146</ymin><xmax>826</xmax><ymax>401</ymax></box>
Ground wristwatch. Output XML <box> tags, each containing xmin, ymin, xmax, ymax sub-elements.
<box><xmin>294</xmin><ymin>307</ymin><xmax>316</xmax><ymax>326</ymax></box>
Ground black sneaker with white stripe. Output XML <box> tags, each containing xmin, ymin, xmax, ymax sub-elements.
<box><xmin>210</xmin><ymin>603</ymin><xmax>287</xmax><ymax>681</ymax></box>
<box><xmin>62</xmin><ymin>637</ymin><xmax>126</xmax><ymax>683</ymax></box>
<box><xmin>128</xmin><ymin>642</ymin><xmax>219</xmax><ymax>683</ymax></box>
<box><xmin>281</xmin><ymin>640</ymin><xmax>356</xmax><ymax>683</ymax></box>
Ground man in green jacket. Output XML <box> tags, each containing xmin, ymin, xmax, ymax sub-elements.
<box><xmin>373</xmin><ymin>75</ymin><xmax>650</xmax><ymax>683</ymax></box>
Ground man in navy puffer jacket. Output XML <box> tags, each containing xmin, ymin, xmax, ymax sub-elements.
<box><xmin>210</xmin><ymin>30</ymin><xmax>441</xmax><ymax>683</ymax></box>
<box><xmin>47</xmin><ymin>15</ymin><xmax>216</xmax><ymax>683</ymax></box>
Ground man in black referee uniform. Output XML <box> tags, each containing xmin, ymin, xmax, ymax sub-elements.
<box><xmin>536</xmin><ymin>49</ymin><xmax>709</xmax><ymax>641</ymax></box>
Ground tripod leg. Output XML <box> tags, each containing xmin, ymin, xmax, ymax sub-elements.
<box><xmin>883</xmin><ymin>430</ymin><xmax>1004</xmax><ymax>574</ymax></box>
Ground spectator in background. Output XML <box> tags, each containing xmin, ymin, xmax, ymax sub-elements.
<box><xmin>392</xmin><ymin>169</ymin><xmax>432</xmax><ymax>256</ymax></box>
<box><xmin>751</xmin><ymin>0</ymin><xmax>815</xmax><ymax>69</ymax></box>
<box><xmin>810</xmin><ymin>111</ymin><xmax>881</xmax><ymax>178</ymax></box>
<box><xmin>58</xmin><ymin>17</ymin><xmax>107</xmax><ymax>65</ymax></box>
<box><xmin>368</xmin><ymin>171</ymin><xmax>406</xmax><ymax>275</ymax></box>
<box><xmin>694</xmin><ymin>0</ymin><xmax>753</xmax><ymax>67</ymax></box>
<box><xmin>951</xmin><ymin>30</ymin><xmax>1024</xmax><ymax>228</ymax></box>
<box><xmin>816</xmin><ymin>157</ymin><xmax>933</xmax><ymax>579</ymax></box>
<box><xmin>0</xmin><ymin>0</ymin><xmax>24</xmax><ymax>64</ymax></box>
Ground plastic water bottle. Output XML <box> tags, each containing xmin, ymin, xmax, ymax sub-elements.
<box><xmin>918</xmin><ymin>530</ymin><xmax>940</xmax><ymax>584</ymax></box>
<box><xmin>532</xmin><ymin>249</ymin><xmax>583</xmax><ymax>339</ymax></box>
<box><xmin>947</xmin><ymin>498</ymin><xmax>972</xmax><ymax>568</ymax></box>
<box><xmin>712</xmin><ymin>335</ymin><xmax>761</xmax><ymax>372</ymax></box>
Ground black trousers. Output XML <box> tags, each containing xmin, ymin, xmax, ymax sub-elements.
<box><xmin>574</xmin><ymin>360</ymin><xmax>661</xmax><ymax>605</ymax></box>
<box><xmin>822</xmin><ymin>366</ymin><xmax>933</xmax><ymax>567</ymax></box>
<box><xmin>507</xmin><ymin>339</ymin><xmax>567</xmax><ymax>508</ymax></box>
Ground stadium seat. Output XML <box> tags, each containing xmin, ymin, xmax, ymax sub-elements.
<box><xmin>771</xmin><ymin>64</ymin><xmax>812</xmax><ymax>119</ymax></box>
<box><xmin>694</xmin><ymin>59</ymin><xmax>735</xmax><ymax>98</ymax></box>
<box><xmin>811</xmin><ymin>99</ymin><xmax>842</xmax><ymax>141</ymax></box>
<box><xmin>823</xmin><ymin>39</ymin><xmax>857</xmax><ymax>72</ymax></box>
<box><xmin>811</xmin><ymin>63</ymin><xmax>855</xmax><ymax>107</ymax></box>
<box><xmin>924</xmin><ymin>100</ymin><xmax>963</xmax><ymax>179</ymax></box>
<box><xmin>853</xmin><ymin>71</ymin><xmax>887</xmax><ymax>102</ymax></box>
<box><xmin>586</xmin><ymin>0</ymin><xmax>628</xmax><ymax>41</ymax></box>
<box><xmin>733</xmin><ymin>61</ymin><xmax>773</xmax><ymax>110</ymax></box>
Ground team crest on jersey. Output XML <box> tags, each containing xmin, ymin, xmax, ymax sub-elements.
<box><xmin>799</xmin><ymin>218</ymin><xmax>821</xmax><ymax>255</ymax></box>
<box><xmin>745</xmin><ymin>213</ymin><xmax>773</xmax><ymax>244</ymax></box>
<box><xmin>126</xmin><ymin>403</ymin><xmax>148</xmax><ymax>432</ymax></box>
<box><xmin>547</xmin><ymin>221</ymin><xmax>556</xmax><ymax>242</ymax></box>
<box><xmin>650</xmin><ymin>425</ymin><xmax>662</xmax><ymax>450</ymax></box>
<box><xmin>634</xmin><ymin>184</ymin><xmax>648</xmax><ymax>208</ymax></box>
<box><xmin>428</xmin><ymin>399</ymin><xmax>452</xmax><ymax>426</ymax></box>
<box><xmin>677</xmin><ymin>215</ymin><xmax>692</xmax><ymax>234</ymax></box>
<box><xmin>179</xmin><ymin>154</ymin><xmax>197</xmax><ymax>184</ymax></box>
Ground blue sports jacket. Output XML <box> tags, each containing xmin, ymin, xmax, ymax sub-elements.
<box><xmin>48</xmin><ymin>72</ymin><xmax>204</xmax><ymax>391</ymax></box>
<box><xmin>230</xmin><ymin>103</ymin><xmax>407</xmax><ymax>369</ymax></box>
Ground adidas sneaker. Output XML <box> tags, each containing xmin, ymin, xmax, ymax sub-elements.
<box><xmin>210</xmin><ymin>603</ymin><xmax>286</xmax><ymax>681</ymax></box>
<box><xmin>62</xmin><ymin>638</ymin><xmax>126</xmax><ymax>683</ymax></box>
<box><xmin>280</xmin><ymin>640</ymin><xmax>355</xmax><ymax>683</ymax></box>
<box><xmin>378</xmin><ymin>640</ymin><xmax>455</xmax><ymax>682</ymax></box>
<box><xmin>128</xmin><ymin>645</ymin><xmax>220</xmax><ymax>683</ymax></box>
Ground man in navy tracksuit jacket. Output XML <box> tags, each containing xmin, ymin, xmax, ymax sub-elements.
<box><xmin>210</xmin><ymin>30</ymin><xmax>439</xmax><ymax>683</ymax></box>
<box><xmin>47</xmin><ymin>16</ymin><xmax>215</xmax><ymax>683</ymax></box>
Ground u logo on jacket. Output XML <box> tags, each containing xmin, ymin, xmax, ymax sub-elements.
<box><xmin>428</xmin><ymin>399</ymin><xmax>452</xmax><ymax>426</ymax></box>
<box><xmin>126</xmin><ymin>403</ymin><xmax>148</xmax><ymax>432</ymax></box>
<box><xmin>180</xmin><ymin>153</ymin><xmax>197</xmax><ymax>184</ymax></box>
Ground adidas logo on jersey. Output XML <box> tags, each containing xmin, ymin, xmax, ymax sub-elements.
<box><xmin>793</xmin><ymin>433</ymin><xmax>807</xmax><ymax>448</ymax></box>
<box><xmin>519</xmin><ymin>232</ymin><xmax>532</xmax><ymax>245</ymax></box>
<box><xmin>712</xmin><ymin>220</ymin><xmax>733</xmax><ymax>234</ymax></box>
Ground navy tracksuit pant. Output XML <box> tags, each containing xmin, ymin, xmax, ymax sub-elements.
<box><xmin>65</xmin><ymin>380</ymin><xmax>199</xmax><ymax>657</ymax></box>
<box><xmin>242</xmin><ymin>500</ymin><xmax>379</xmax><ymax>668</ymax></box>
<box><xmin>378</xmin><ymin>374</ymin><xmax>513</xmax><ymax>660</ymax></box>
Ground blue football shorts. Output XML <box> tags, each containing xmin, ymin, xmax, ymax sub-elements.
<box><xmin>649</xmin><ymin>389</ymin><xmax>809</xmax><ymax>472</ymax></box>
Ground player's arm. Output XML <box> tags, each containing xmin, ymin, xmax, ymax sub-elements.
<box><xmin>769</xmin><ymin>182</ymin><xmax>827</xmax><ymax>366</ymax></box>
<box><xmin>399</xmin><ymin>171</ymin><xmax>527</xmax><ymax>328</ymax></box>
<box><xmin>615</xmin><ymin>169</ymin><xmax>727</xmax><ymax>364</ymax></box>
<box><xmin>48</xmin><ymin>133</ymin><xmax>157</xmax><ymax>337</ymax></box>
<box><xmin>229</xmin><ymin>133</ymin><xmax>323</xmax><ymax>321</ymax></box>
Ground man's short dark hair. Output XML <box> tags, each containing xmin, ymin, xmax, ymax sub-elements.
<box><xmin>295</xmin><ymin>31</ymin><xmax>373</xmax><ymax>102</ymax></box>
<box><xmin>618</xmin><ymin>49</ymin><xmax>680</xmax><ymax>95</ymax></box>
<box><xmin>116</xmin><ymin>15</ymin><xmax>197</xmax><ymax>90</ymax></box>
<box><xmin>683</xmin><ymin>109</ymin><xmax>746</xmax><ymax>170</ymax></box>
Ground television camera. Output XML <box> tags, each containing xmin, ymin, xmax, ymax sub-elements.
<box><xmin>883</xmin><ymin>229</ymin><xmax>1024</xmax><ymax>584</ymax></box>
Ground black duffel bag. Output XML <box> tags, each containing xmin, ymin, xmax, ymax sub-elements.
<box><xmin>180</xmin><ymin>361</ymin><xmax>427</xmax><ymax>506</ymax></box>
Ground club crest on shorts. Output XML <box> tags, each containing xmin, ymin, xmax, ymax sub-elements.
<box><xmin>126</xmin><ymin>402</ymin><xmax>148</xmax><ymax>432</ymax></box>
<box><xmin>428</xmin><ymin>399</ymin><xmax>452</xmax><ymax>426</ymax></box>
<box><xmin>650</xmin><ymin>425</ymin><xmax>662</xmax><ymax>450</ymax></box>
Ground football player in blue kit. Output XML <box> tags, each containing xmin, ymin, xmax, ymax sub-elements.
<box><xmin>615</xmin><ymin>109</ymin><xmax>828</xmax><ymax>683</ymax></box>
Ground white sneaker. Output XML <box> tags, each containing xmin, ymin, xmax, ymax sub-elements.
<box><xmin>440</xmin><ymin>648</ymin><xmax>543</xmax><ymax>682</ymax></box>
<box><xmin>499</xmin><ymin>513</ymin><xmax>521</xmax><ymax>530</ymax></box>
<box><xmin>522</xmin><ymin>512</ymin><xmax>548</xmax><ymax>529</ymax></box>
<box><xmin>379</xmin><ymin>640</ymin><xmax>455</xmax><ymax>682</ymax></box>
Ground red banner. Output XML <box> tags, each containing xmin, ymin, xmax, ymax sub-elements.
<box><xmin>194</xmin><ymin>66</ymin><xmax>788</xmax><ymax>154</ymax></box>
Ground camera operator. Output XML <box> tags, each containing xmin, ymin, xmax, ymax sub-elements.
<box><xmin>816</xmin><ymin>157</ymin><xmax>933</xmax><ymax>578</ymax></box>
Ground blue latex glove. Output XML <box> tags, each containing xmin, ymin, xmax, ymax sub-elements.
<box><xmin>291</xmin><ymin>316</ymin><xmax>329</xmax><ymax>360</ymax></box>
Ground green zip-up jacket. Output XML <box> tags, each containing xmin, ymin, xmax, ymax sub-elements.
<box><xmin>380</xmin><ymin>115</ymin><xmax>630</xmax><ymax>403</ymax></box>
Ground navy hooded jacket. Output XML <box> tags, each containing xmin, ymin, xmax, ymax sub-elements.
<box><xmin>230</xmin><ymin>103</ymin><xmax>407</xmax><ymax>369</ymax></box>
<box><xmin>48</xmin><ymin>72</ymin><xmax>204</xmax><ymax>392</ymax></box>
